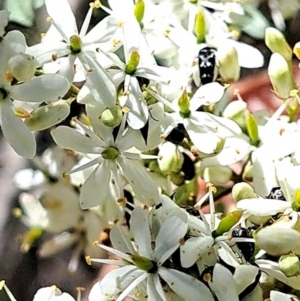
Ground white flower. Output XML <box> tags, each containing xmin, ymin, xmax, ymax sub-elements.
<box><xmin>148</xmin><ymin>84</ymin><xmax>242</xmax><ymax>154</ymax></box>
<box><xmin>51</xmin><ymin>117</ymin><xmax>159</xmax><ymax>209</ymax></box>
<box><xmin>90</xmin><ymin>207</ymin><xmax>215</xmax><ymax>301</ymax></box>
<box><xmin>0</xmin><ymin>30</ymin><xmax>69</xmax><ymax>158</ymax></box>
<box><xmin>28</xmin><ymin>0</ymin><xmax>117</xmax><ymax>82</ymax></box>
<box><xmin>33</xmin><ymin>286</ymin><xmax>75</xmax><ymax>301</ymax></box>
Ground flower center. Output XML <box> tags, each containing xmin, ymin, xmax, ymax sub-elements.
<box><xmin>130</xmin><ymin>254</ymin><xmax>158</xmax><ymax>273</ymax></box>
<box><xmin>125</xmin><ymin>51</ymin><xmax>140</xmax><ymax>75</ymax></box>
<box><xmin>69</xmin><ymin>35</ymin><xmax>82</xmax><ymax>54</ymax></box>
<box><xmin>101</xmin><ymin>147</ymin><xmax>119</xmax><ymax>160</ymax></box>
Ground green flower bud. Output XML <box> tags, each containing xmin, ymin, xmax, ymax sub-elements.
<box><xmin>246</xmin><ymin>113</ymin><xmax>259</xmax><ymax>146</ymax></box>
<box><xmin>242</xmin><ymin>160</ymin><xmax>253</xmax><ymax>182</ymax></box>
<box><xmin>148</xmin><ymin>160</ymin><xmax>162</xmax><ymax>174</ymax></box>
<box><xmin>212</xmin><ymin>210</ymin><xmax>243</xmax><ymax>237</ymax></box>
<box><xmin>134</xmin><ymin>0</ymin><xmax>144</xmax><ymax>25</ymax></box>
<box><xmin>101</xmin><ymin>105</ymin><xmax>123</xmax><ymax>127</ymax></box>
<box><xmin>178</xmin><ymin>90</ymin><xmax>191</xmax><ymax>118</ymax></box>
<box><xmin>25</xmin><ymin>100</ymin><xmax>70</xmax><ymax>131</ymax></box>
<box><xmin>217</xmin><ymin>44</ymin><xmax>240</xmax><ymax>83</ymax></box>
<box><xmin>131</xmin><ymin>254</ymin><xmax>156</xmax><ymax>272</ymax></box>
<box><xmin>232</xmin><ymin>182</ymin><xmax>257</xmax><ymax>202</ymax></box>
<box><xmin>203</xmin><ymin>166</ymin><xmax>232</xmax><ymax>185</ymax></box>
<box><xmin>195</xmin><ymin>11</ymin><xmax>206</xmax><ymax>43</ymax></box>
<box><xmin>158</xmin><ymin>142</ymin><xmax>184</xmax><ymax>175</ymax></box>
<box><xmin>223</xmin><ymin>100</ymin><xmax>247</xmax><ymax>129</ymax></box>
<box><xmin>21</xmin><ymin>228</ymin><xmax>43</xmax><ymax>253</ymax></box>
<box><xmin>125</xmin><ymin>51</ymin><xmax>140</xmax><ymax>75</ymax></box>
<box><xmin>268</xmin><ymin>53</ymin><xmax>295</xmax><ymax>99</ymax></box>
<box><xmin>7</xmin><ymin>53</ymin><xmax>37</xmax><ymax>82</ymax></box>
<box><xmin>292</xmin><ymin>189</ymin><xmax>300</xmax><ymax>212</ymax></box>
<box><xmin>265</xmin><ymin>27</ymin><xmax>292</xmax><ymax>62</ymax></box>
<box><xmin>69</xmin><ymin>35</ymin><xmax>82</xmax><ymax>54</ymax></box>
<box><xmin>279</xmin><ymin>254</ymin><xmax>300</xmax><ymax>277</ymax></box>
<box><xmin>170</xmin><ymin>172</ymin><xmax>185</xmax><ymax>186</ymax></box>
<box><xmin>255</xmin><ymin>226</ymin><xmax>300</xmax><ymax>256</ymax></box>
<box><xmin>101</xmin><ymin>147</ymin><xmax>119</xmax><ymax>160</ymax></box>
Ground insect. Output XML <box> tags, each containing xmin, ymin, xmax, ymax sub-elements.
<box><xmin>265</xmin><ymin>187</ymin><xmax>286</xmax><ymax>201</ymax></box>
<box><xmin>231</xmin><ymin>227</ymin><xmax>255</xmax><ymax>262</ymax></box>
<box><xmin>165</xmin><ymin>123</ymin><xmax>187</xmax><ymax>145</ymax></box>
<box><xmin>197</xmin><ymin>47</ymin><xmax>218</xmax><ymax>86</ymax></box>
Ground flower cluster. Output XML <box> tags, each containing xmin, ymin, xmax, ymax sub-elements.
<box><xmin>2</xmin><ymin>0</ymin><xmax>300</xmax><ymax>300</ymax></box>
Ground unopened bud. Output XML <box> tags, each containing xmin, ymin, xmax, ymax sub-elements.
<box><xmin>265</xmin><ymin>27</ymin><xmax>292</xmax><ymax>61</ymax></box>
<box><xmin>203</xmin><ymin>166</ymin><xmax>232</xmax><ymax>185</ymax></box>
<box><xmin>255</xmin><ymin>226</ymin><xmax>300</xmax><ymax>256</ymax></box>
<box><xmin>279</xmin><ymin>254</ymin><xmax>300</xmax><ymax>277</ymax></box>
<box><xmin>25</xmin><ymin>100</ymin><xmax>70</xmax><ymax>131</ymax></box>
<box><xmin>125</xmin><ymin>51</ymin><xmax>140</xmax><ymax>75</ymax></box>
<box><xmin>158</xmin><ymin>142</ymin><xmax>184</xmax><ymax>175</ymax></box>
<box><xmin>246</xmin><ymin>113</ymin><xmax>259</xmax><ymax>146</ymax></box>
<box><xmin>268</xmin><ymin>53</ymin><xmax>295</xmax><ymax>99</ymax></box>
<box><xmin>217</xmin><ymin>44</ymin><xmax>240</xmax><ymax>83</ymax></box>
<box><xmin>101</xmin><ymin>105</ymin><xmax>122</xmax><ymax>127</ymax></box>
<box><xmin>134</xmin><ymin>0</ymin><xmax>145</xmax><ymax>25</ymax></box>
<box><xmin>232</xmin><ymin>182</ymin><xmax>257</xmax><ymax>202</ymax></box>
<box><xmin>223</xmin><ymin>100</ymin><xmax>247</xmax><ymax>129</ymax></box>
<box><xmin>7</xmin><ymin>53</ymin><xmax>37</xmax><ymax>82</ymax></box>
<box><xmin>292</xmin><ymin>189</ymin><xmax>300</xmax><ymax>212</ymax></box>
<box><xmin>212</xmin><ymin>210</ymin><xmax>243</xmax><ymax>237</ymax></box>
<box><xmin>178</xmin><ymin>90</ymin><xmax>190</xmax><ymax>117</ymax></box>
<box><xmin>195</xmin><ymin>11</ymin><xmax>206</xmax><ymax>43</ymax></box>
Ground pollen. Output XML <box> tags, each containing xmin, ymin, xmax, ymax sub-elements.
<box><xmin>4</xmin><ymin>71</ymin><xmax>13</xmax><ymax>83</ymax></box>
<box><xmin>117</xmin><ymin>197</ymin><xmax>127</xmax><ymax>207</ymax></box>
<box><xmin>52</xmin><ymin>54</ymin><xmax>57</xmax><ymax>61</ymax></box>
<box><xmin>163</xmin><ymin>29</ymin><xmax>171</xmax><ymax>37</ymax></box>
<box><xmin>91</xmin><ymin>0</ymin><xmax>101</xmax><ymax>9</ymax></box>
<box><xmin>179</xmin><ymin>237</ymin><xmax>185</xmax><ymax>245</ymax></box>
<box><xmin>46</xmin><ymin>16</ymin><xmax>52</xmax><ymax>22</ymax></box>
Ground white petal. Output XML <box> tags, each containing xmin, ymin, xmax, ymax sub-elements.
<box><xmin>124</xmin><ymin>77</ymin><xmax>149</xmax><ymax>130</ymax></box>
<box><xmin>180</xmin><ymin>236</ymin><xmax>214</xmax><ymax>268</ymax></box>
<box><xmin>33</xmin><ymin>287</ymin><xmax>75</xmax><ymax>301</ymax></box>
<box><xmin>236</xmin><ymin>198</ymin><xmax>290</xmax><ymax>216</ymax></box>
<box><xmin>131</xmin><ymin>207</ymin><xmax>153</xmax><ymax>258</ymax></box>
<box><xmin>212</xmin><ymin>264</ymin><xmax>239</xmax><ymax>301</ymax></box>
<box><xmin>110</xmin><ymin>226</ymin><xmax>136</xmax><ymax>255</ymax></box>
<box><xmin>83</xmin><ymin>53</ymin><xmax>116</xmax><ymax>106</ymax></box>
<box><xmin>51</xmin><ymin>126</ymin><xmax>104</xmax><ymax>153</ymax></box>
<box><xmin>122</xmin><ymin>20</ymin><xmax>141</xmax><ymax>62</ymax></box>
<box><xmin>27</xmin><ymin>42</ymin><xmax>69</xmax><ymax>64</ymax></box>
<box><xmin>0</xmin><ymin>100</ymin><xmax>36</xmax><ymax>158</ymax></box>
<box><xmin>45</xmin><ymin>0</ymin><xmax>78</xmax><ymax>40</ymax></box>
<box><xmin>190</xmin><ymin>83</ymin><xmax>226</xmax><ymax>111</ymax></box>
<box><xmin>117</xmin><ymin>157</ymin><xmax>159</xmax><ymax>206</ymax></box>
<box><xmin>83</xmin><ymin>15</ymin><xmax>117</xmax><ymax>44</ymax></box>
<box><xmin>185</xmin><ymin>119</ymin><xmax>220</xmax><ymax>154</ymax></box>
<box><xmin>201</xmin><ymin>136</ymin><xmax>251</xmax><ymax>167</ymax></box>
<box><xmin>269</xmin><ymin>290</ymin><xmax>298</xmax><ymax>301</ymax></box>
<box><xmin>79</xmin><ymin>161</ymin><xmax>112</xmax><ymax>209</ymax></box>
<box><xmin>228</xmin><ymin>40</ymin><xmax>264</xmax><ymax>68</ymax></box>
<box><xmin>10</xmin><ymin>74</ymin><xmax>69</xmax><ymax>102</ymax></box>
<box><xmin>154</xmin><ymin>216</ymin><xmax>188</xmax><ymax>265</ymax></box>
<box><xmin>89</xmin><ymin>282</ymin><xmax>112</xmax><ymax>301</ymax></box>
<box><xmin>158</xmin><ymin>267</ymin><xmax>214</xmax><ymax>301</ymax></box>
<box><xmin>233</xmin><ymin>265</ymin><xmax>260</xmax><ymax>295</ymax></box>
<box><xmin>147</xmin><ymin>274</ymin><xmax>166</xmax><ymax>301</ymax></box>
